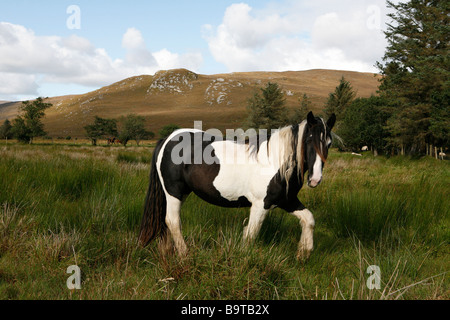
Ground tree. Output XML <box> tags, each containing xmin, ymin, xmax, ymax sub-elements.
<box><xmin>10</xmin><ymin>117</ymin><xmax>32</xmax><ymax>143</ymax></box>
<box><xmin>11</xmin><ymin>97</ymin><xmax>52</xmax><ymax>143</ymax></box>
<box><xmin>429</xmin><ymin>88</ymin><xmax>450</xmax><ymax>149</ymax></box>
<box><xmin>376</xmin><ymin>0</ymin><xmax>449</xmax><ymax>154</ymax></box>
<box><xmin>323</xmin><ymin>77</ymin><xmax>357</xmax><ymax>119</ymax></box>
<box><xmin>246</xmin><ymin>82</ymin><xmax>288</xmax><ymax>129</ymax></box>
<box><xmin>159</xmin><ymin>124</ymin><xmax>181</xmax><ymax>139</ymax></box>
<box><xmin>84</xmin><ymin>116</ymin><xmax>118</xmax><ymax>146</ymax></box>
<box><xmin>290</xmin><ymin>93</ymin><xmax>312</xmax><ymax>125</ymax></box>
<box><xmin>0</xmin><ymin>119</ymin><xmax>13</xmax><ymax>139</ymax></box>
<box><xmin>338</xmin><ymin>96</ymin><xmax>391</xmax><ymax>155</ymax></box>
<box><xmin>119</xmin><ymin>114</ymin><xmax>154</xmax><ymax>146</ymax></box>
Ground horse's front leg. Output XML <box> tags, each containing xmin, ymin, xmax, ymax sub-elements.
<box><xmin>243</xmin><ymin>203</ymin><xmax>268</xmax><ymax>242</ymax></box>
<box><xmin>290</xmin><ymin>208</ymin><xmax>315</xmax><ymax>261</ymax></box>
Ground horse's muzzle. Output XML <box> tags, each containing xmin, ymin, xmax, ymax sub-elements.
<box><xmin>308</xmin><ymin>178</ymin><xmax>322</xmax><ymax>188</ymax></box>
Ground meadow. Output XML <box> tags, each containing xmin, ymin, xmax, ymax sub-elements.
<box><xmin>0</xmin><ymin>140</ymin><xmax>448</xmax><ymax>300</ymax></box>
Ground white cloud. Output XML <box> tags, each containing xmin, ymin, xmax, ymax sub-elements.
<box><xmin>0</xmin><ymin>72</ymin><xmax>38</xmax><ymax>99</ymax></box>
<box><xmin>312</xmin><ymin>11</ymin><xmax>386</xmax><ymax>64</ymax></box>
<box><xmin>219</xmin><ymin>3</ymin><xmax>299</xmax><ymax>49</ymax></box>
<box><xmin>122</xmin><ymin>27</ymin><xmax>158</xmax><ymax>69</ymax></box>
<box><xmin>203</xmin><ymin>1</ymin><xmax>390</xmax><ymax>73</ymax></box>
<box><xmin>0</xmin><ymin>23</ymin><xmax>203</xmax><ymax>100</ymax></box>
<box><xmin>153</xmin><ymin>49</ymin><xmax>203</xmax><ymax>72</ymax></box>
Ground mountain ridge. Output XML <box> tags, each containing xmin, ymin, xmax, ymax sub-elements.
<box><xmin>0</xmin><ymin>68</ymin><xmax>381</xmax><ymax>137</ymax></box>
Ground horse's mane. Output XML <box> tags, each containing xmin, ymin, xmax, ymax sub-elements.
<box><xmin>268</xmin><ymin>120</ymin><xmax>307</xmax><ymax>190</ymax></box>
<box><xmin>243</xmin><ymin>129</ymin><xmax>270</xmax><ymax>159</ymax></box>
<box><xmin>231</xmin><ymin>118</ymin><xmax>327</xmax><ymax>194</ymax></box>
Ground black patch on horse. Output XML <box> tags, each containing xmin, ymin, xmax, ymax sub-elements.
<box><xmin>159</xmin><ymin>131</ymin><xmax>251</xmax><ymax>208</ymax></box>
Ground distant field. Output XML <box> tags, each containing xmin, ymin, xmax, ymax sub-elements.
<box><xmin>2</xmin><ymin>138</ymin><xmax>158</xmax><ymax>147</ymax></box>
<box><xmin>0</xmin><ymin>142</ymin><xmax>448</xmax><ymax>300</ymax></box>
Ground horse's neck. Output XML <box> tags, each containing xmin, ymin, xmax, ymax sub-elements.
<box><xmin>265</xmin><ymin>122</ymin><xmax>306</xmax><ymax>179</ymax></box>
<box><xmin>266</xmin><ymin>128</ymin><xmax>292</xmax><ymax>169</ymax></box>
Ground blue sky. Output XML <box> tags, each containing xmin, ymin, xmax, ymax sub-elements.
<box><xmin>1</xmin><ymin>1</ymin><xmax>235</xmax><ymax>71</ymax></box>
<box><xmin>0</xmin><ymin>0</ymin><xmax>394</xmax><ymax>101</ymax></box>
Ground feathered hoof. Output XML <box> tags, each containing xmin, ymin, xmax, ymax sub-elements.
<box><xmin>296</xmin><ymin>248</ymin><xmax>312</xmax><ymax>262</ymax></box>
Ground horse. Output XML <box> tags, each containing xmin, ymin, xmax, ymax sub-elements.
<box><xmin>138</xmin><ymin>111</ymin><xmax>336</xmax><ymax>260</ymax></box>
<box><xmin>107</xmin><ymin>137</ymin><xmax>116</xmax><ymax>145</ymax></box>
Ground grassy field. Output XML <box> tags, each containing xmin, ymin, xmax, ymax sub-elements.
<box><xmin>0</xmin><ymin>141</ymin><xmax>448</xmax><ymax>300</ymax></box>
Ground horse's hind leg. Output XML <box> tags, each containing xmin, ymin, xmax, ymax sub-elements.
<box><xmin>165</xmin><ymin>195</ymin><xmax>188</xmax><ymax>257</ymax></box>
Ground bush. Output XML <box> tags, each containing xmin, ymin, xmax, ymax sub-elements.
<box><xmin>159</xmin><ymin>124</ymin><xmax>181</xmax><ymax>139</ymax></box>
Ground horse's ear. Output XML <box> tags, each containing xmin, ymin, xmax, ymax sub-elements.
<box><xmin>307</xmin><ymin>111</ymin><xmax>317</xmax><ymax>126</ymax></box>
<box><xmin>327</xmin><ymin>113</ymin><xmax>336</xmax><ymax>130</ymax></box>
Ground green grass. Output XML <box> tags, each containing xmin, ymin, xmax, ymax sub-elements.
<box><xmin>0</xmin><ymin>142</ymin><xmax>448</xmax><ymax>300</ymax></box>
<box><xmin>116</xmin><ymin>151</ymin><xmax>152</xmax><ymax>164</ymax></box>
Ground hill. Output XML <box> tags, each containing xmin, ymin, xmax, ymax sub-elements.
<box><xmin>0</xmin><ymin>69</ymin><xmax>381</xmax><ymax>138</ymax></box>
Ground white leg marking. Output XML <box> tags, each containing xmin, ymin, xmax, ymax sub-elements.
<box><xmin>290</xmin><ymin>209</ymin><xmax>315</xmax><ymax>260</ymax></box>
<box><xmin>243</xmin><ymin>203</ymin><xmax>268</xmax><ymax>242</ymax></box>
<box><xmin>165</xmin><ymin>195</ymin><xmax>187</xmax><ymax>257</ymax></box>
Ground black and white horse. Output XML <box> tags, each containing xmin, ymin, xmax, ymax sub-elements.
<box><xmin>139</xmin><ymin>111</ymin><xmax>336</xmax><ymax>260</ymax></box>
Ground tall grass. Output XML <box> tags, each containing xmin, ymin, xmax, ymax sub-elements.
<box><xmin>0</xmin><ymin>143</ymin><xmax>448</xmax><ymax>300</ymax></box>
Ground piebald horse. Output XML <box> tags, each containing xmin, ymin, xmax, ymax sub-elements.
<box><xmin>139</xmin><ymin>111</ymin><xmax>336</xmax><ymax>260</ymax></box>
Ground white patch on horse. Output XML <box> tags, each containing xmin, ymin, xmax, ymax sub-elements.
<box><xmin>211</xmin><ymin>122</ymin><xmax>307</xmax><ymax>204</ymax></box>
<box><xmin>211</xmin><ymin>139</ymin><xmax>276</xmax><ymax>204</ymax></box>
<box><xmin>290</xmin><ymin>209</ymin><xmax>315</xmax><ymax>259</ymax></box>
<box><xmin>309</xmin><ymin>154</ymin><xmax>322</xmax><ymax>188</ymax></box>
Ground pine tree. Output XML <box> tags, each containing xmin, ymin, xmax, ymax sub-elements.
<box><xmin>246</xmin><ymin>82</ymin><xmax>288</xmax><ymax>129</ymax></box>
<box><xmin>338</xmin><ymin>96</ymin><xmax>390</xmax><ymax>154</ymax></box>
<box><xmin>291</xmin><ymin>93</ymin><xmax>312</xmax><ymax>124</ymax></box>
<box><xmin>377</xmin><ymin>0</ymin><xmax>449</xmax><ymax>154</ymax></box>
<box><xmin>323</xmin><ymin>77</ymin><xmax>356</xmax><ymax>119</ymax></box>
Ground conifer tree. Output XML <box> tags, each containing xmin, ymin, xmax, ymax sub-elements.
<box><xmin>323</xmin><ymin>77</ymin><xmax>356</xmax><ymax>119</ymax></box>
<box><xmin>246</xmin><ymin>82</ymin><xmax>288</xmax><ymax>129</ymax></box>
<box><xmin>377</xmin><ymin>0</ymin><xmax>449</xmax><ymax>154</ymax></box>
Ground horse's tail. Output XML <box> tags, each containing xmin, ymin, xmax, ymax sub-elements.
<box><xmin>138</xmin><ymin>139</ymin><xmax>167</xmax><ymax>247</ymax></box>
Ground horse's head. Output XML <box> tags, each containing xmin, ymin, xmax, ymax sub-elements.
<box><xmin>304</xmin><ymin>111</ymin><xmax>336</xmax><ymax>188</ymax></box>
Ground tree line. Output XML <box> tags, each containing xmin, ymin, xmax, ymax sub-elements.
<box><xmin>1</xmin><ymin>0</ymin><xmax>447</xmax><ymax>156</ymax></box>
<box><xmin>83</xmin><ymin>115</ymin><xmax>180</xmax><ymax>146</ymax></box>
<box><xmin>0</xmin><ymin>99</ymin><xmax>180</xmax><ymax>146</ymax></box>
<box><xmin>246</xmin><ymin>0</ymin><xmax>448</xmax><ymax>157</ymax></box>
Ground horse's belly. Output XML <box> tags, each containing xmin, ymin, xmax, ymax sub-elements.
<box><xmin>212</xmin><ymin>163</ymin><xmax>276</xmax><ymax>203</ymax></box>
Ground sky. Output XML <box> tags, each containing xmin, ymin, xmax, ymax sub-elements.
<box><xmin>0</xmin><ymin>0</ymin><xmax>397</xmax><ymax>101</ymax></box>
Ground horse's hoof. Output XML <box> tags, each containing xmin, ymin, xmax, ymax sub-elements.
<box><xmin>296</xmin><ymin>249</ymin><xmax>312</xmax><ymax>261</ymax></box>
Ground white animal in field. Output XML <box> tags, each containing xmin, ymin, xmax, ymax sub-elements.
<box><xmin>361</xmin><ymin>146</ymin><xmax>369</xmax><ymax>151</ymax></box>
<box><xmin>439</xmin><ymin>152</ymin><xmax>446</xmax><ymax>160</ymax></box>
